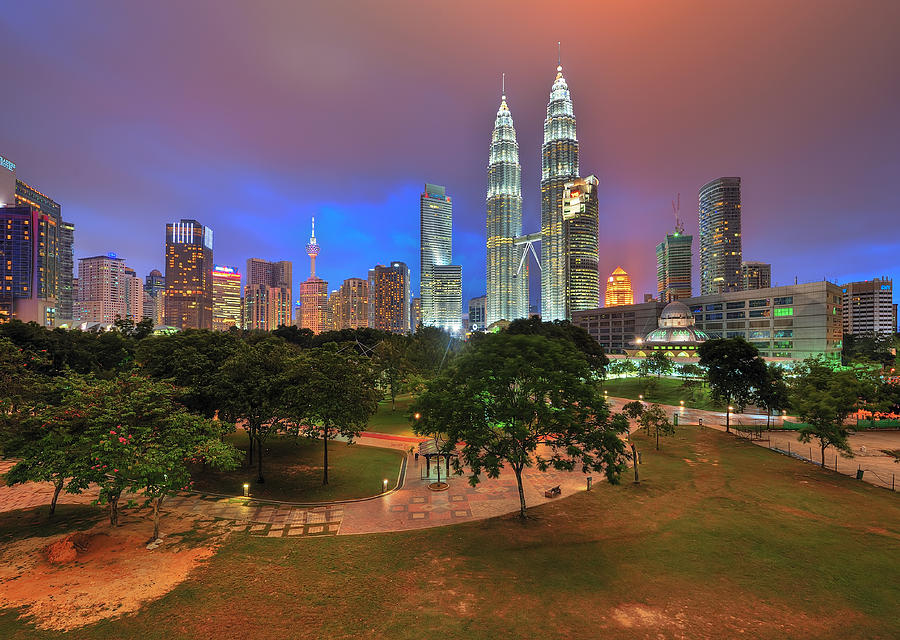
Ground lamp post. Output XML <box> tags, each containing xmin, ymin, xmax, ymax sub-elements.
<box><xmin>382</xmin><ymin>478</ymin><xmax>389</xmax><ymax>493</ymax></box>
<box><xmin>242</xmin><ymin>483</ymin><xmax>249</xmax><ymax>498</ymax></box>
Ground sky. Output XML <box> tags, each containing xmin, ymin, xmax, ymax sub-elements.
<box><xmin>1</xmin><ymin>0</ymin><xmax>898</xmax><ymax>309</ymax></box>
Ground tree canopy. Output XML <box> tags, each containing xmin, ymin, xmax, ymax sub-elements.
<box><xmin>698</xmin><ymin>338</ymin><xmax>768</xmax><ymax>431</ymax></box>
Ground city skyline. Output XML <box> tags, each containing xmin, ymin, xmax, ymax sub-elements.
<box><xmin>1</xmin><ymin>2</ymin><xmax>899</xmax><ymax>310</ymax></box>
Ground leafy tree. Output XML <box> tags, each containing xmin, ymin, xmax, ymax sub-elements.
<box><xmin>217</xmin><ymin>339</ymin><xmax>294</xmax><ymax>482</ymax></box>
<box><xmin>407</xmin><ymin>325</ymin><xmax>459</xmax><ymax>376</ymax></box>
<box><xmin>639</xmin><ymin>403</ymin><xmax>675</xmax><ymax>450</ymax></box>
<box><xmin>373</xmin><ymin>337</ymin><xmax>410</xmax><ymax>410</ymax></box>
<box><xmin>411</xmin><ymin>333</ymin><xmax>628</xmax><ymax>519</ymax></box>
<box><xmin>622</xmin><ymin>400</ymin><xmax>644</xmax><ymax>420</ymax></box>
<box><xmin>137</xmin><ymin>330</ymin><xmax>241</xmax><ymax>417</ymax></box>
<box><xmin>607</xmin><ymin>359</ymin><xmax>637</xmax><ymax>377</ymax></box>
<box><xmin>754</xmin><ymin>363</ymin><xmax>791</xmax><ymax>428</ymax></box>
<box><xmin>680</xmin><ymin>377</ymin><xmax>701</xmax><ymax>402</ymax></box>
<box><xmin>271</xmin><ymin>325</ymin><xmax>315</xmax><ymax>348</ymax></box>
<box><xmin>287</xmin><ymin>348</ymin><xmax>380</xmax><ymax>485</ymax></box>
<box><xmin>842</xmin><ymin>332</ymin><xmax>896</xmax><ymax>369</ymax></box>
<box><xmin>505</xmin><ymin>316</ymin><xmax>608</xmax><ymax>376</ymax></box>
<box><xmin>791</xmin><ymin>358</ymin><xmax>866</xmax><ymax>467</ymax></box>
<box><xmin>646</xmin><ymin>350</ymin><xmax>673</xmax><ymax>378</ymax></box>
<box><xmin>4</xmin><ymin>373</ymin><xmax>96</xmax><ymax>516</ymax></box>
<box><xmin>698</xmin><ymin>338</ymin><xmax>768</xmax><ymax>432</ymax></box>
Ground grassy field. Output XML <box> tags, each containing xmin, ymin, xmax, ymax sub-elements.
<box><xmin>2</xmin><ymin>424</ymin><xmax>899</xmax><ymax>639</ymax></box>
<box><xmin>603</xmin><ymin>376</ymin><xmax>726</xmax><ymax>410</ymax></box>
<box><xmin>365</xmin><ymin>393</ymin><xmax>416</xmax><ymax>436</ymax></box>
<box><xmin>189</xmin><ymin>431</ymin><xmax>404</xmax><ymax>502</ymax></box>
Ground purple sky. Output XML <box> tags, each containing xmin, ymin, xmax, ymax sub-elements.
<box><xmin>1</xmin><ymin>1</ymin><xmax>898</xmax><ymax>309</ymax></box>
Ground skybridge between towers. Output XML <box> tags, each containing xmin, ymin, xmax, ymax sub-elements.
<box><xmin>514</xmin><ymin>232</ymin><xmax>542</xmax><ymax>276</ymax></box>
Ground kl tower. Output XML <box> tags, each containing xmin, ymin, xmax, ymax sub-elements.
<box><xmin>299</xmin><ymin>217</ymin><xmax>327</xmax><ymax>333</ymax></box>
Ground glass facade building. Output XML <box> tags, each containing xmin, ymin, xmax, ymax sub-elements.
<box><xmin>212</xmin><ymin>265</ymin><xmax>242</xmax><ymax>331</ymax></box>
<box><xmin>164</xmin><ymin>219</ymin><xmax>214</xmax><ymax>330</ymax></box>
<box><xmin>372</xmin><ymin>262</ymin><xmax>411</xmax><ymax>334</ymax></box>
<box><xmin>541</xmin><ymin>64</ymin><xmax>579</xmax><ymax>321</ymax></box>
<box><xmin>699</xmin><ymin>177</ymin><xmax>742</xmax><ymax>295</ymax></box>
<box><xmin>486</xmin><ymin>91</ymin><xmax>527</xmax><ymax>326</ymax></box>
<box><xmin>657</xmin><ymin>231</ymin><xmax>693</xmax><ymax>302</ymax></box>
<box><xmin>420</xmin><ymin>184</ymin><xmax>457</xmax><ymax>327</ymax></box>
<box><xmin>605</xmin><ymin>267</ymin><xmax>634</xmax><ymax>307</ymax></box>
<box><xmin>562</xmin><ymin>176</ymin><xmax>599</xmax><ymax>314</ymax></box>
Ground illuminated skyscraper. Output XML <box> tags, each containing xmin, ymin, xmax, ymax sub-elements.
<box><xmin>212</xmin><ymin>265</ymin><xmax>242</xmax><ymax>330</ymax></box>
<box><xmin>541</xmin><ymin>56</ymin><xmax>579</xmax><ymax>321</ymax></box>
<box><xmin>74</xmin><ymin>254</ymin><xmax>128</xmax><ymax>324</ymax></box>
<box><xmin>372</xmin><ymin>262</ymin><xmax>411</xmax><ymax>334</ymax></box>
<box><xmin>657</xmin><ymin>228</ymin><xmax>693</xmax><ymax>302</ymax></box>
<box><xmin>164</xmin><ymin>219</ymin><xmax>214</xmax><ymax>329</ymax></box>
<box><xmin>244</xmin><ymin>258</ymin><xmax>291</xmax><ymax>331</ymax></box>
<box><xmin>431</xmin><ymin>264</ymin><xmax>462</xmax><ymax>333</ymax></box>
<box><xmin>420</xmin><ymin>184</ymin><xmax>458</xmax><ymax>327</ymax></box>
<box><xmin>468</xmin><ymin>295</ymin><xmax>486</xmax><ymax>332</ymax></box>
<box><xmin>410</xmin><ymin>297</ymin><xmax>421</xmax><ymax>331</ymax></box>
<box><xmin>124</xmin><ymin>266</ymin><xmax>144</xmax><ymax>321</ymax></box>
<box><xmin>562</xmin><ymin>176</ymin><xmax>599</xmax><ymax>314</ymax></box>
<box><xmin>741</xmin><ymin>261</ymin><xmax>771</xmax><ymax>290</ymax></box>
<box><xmin>486</xmin><ymin>81</ymin><xmax>526</xmax><ymax>326</ymax></box>
<box><xmin>699</xmin><ymin>177</ymin><xmax>742</xmax><ymax>295</ymax></box>
<box><xmin>605</xmin><ymin>267</ymin><xmax>634</xmax><ymax>307</ymax></box>
<box><xmin>57</xmin><ymin>221</ymin><xmax>75</xmax><ymax>326</ymax></box>
<box><xmin>143</xmin><ymin>269</ymin><xmax>165</xmax><ymax>325</ymax></box>
<box><xmin>335</xmin><ymin>277</ymin><xmax>369</xmax><ymax>330</ymax></box>
<box><xmin>299</xmin><ymin>218</ymin><xmax>327</xmax><ymax>333</ymax></box>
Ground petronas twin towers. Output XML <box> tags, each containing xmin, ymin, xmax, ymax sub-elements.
<box><xmin>485</xmin><ymin>57</ymin><xmax>599</xmax><ymax>326</ymax></box>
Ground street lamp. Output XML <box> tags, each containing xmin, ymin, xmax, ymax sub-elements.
<box><xmin>242</xmin><ymin>483</ymin><xmax>249</xmax><ymax>497</ymax></box>
<box><xmin>382</xmin><ymin>478</ymin><xmax>389</xmax><ymax>493</ymax></box>
<box><xmin>639</xmin><ymin>394</ymin><xmax>643</xmax><ymax>401</ymax></box>
<box><xmin>680</xmin><ymin>400</ymin><xmax>685</xmax><ymax>408</ymax></box>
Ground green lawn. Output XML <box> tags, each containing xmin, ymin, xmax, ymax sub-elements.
<box><xmin>604</xmin><ymin>376</ymin><xmax>726</xmax><ymax>410</ymax></box>
<box><xmin>189</xmin><ymin>431</ymin><xmax>404</xmax><ymax>502</ymax></box>
<box><xmin>2</xmin><ymin>425</ymin><xmax>898</xmax><ymax>639</ymax></box>
<box><xmin>365</xmin><ymin>393</ymin><xmax>416</xmax><ymax>436</ymax></box>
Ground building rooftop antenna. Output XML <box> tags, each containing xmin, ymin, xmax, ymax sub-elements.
<box><xmin>672</xmin><ymin>193</ymin><xmax>684</xmax><ymax>234</ymax></box>
<box><xmin>501</xmin><ymin>72</ymin><xmax>505</xmax><ymax>100</ymax></box>
<box><xmin>557</xmin><ymin>41</ymin><xmax>562</xmax><ymax>70</ymax></box>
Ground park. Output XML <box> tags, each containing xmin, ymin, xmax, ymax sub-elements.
<box><xmin>0</xmin><ymin>320</ymin><xmax>898</xmax><ymax>639</ymax></box>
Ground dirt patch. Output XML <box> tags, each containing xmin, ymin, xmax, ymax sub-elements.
<box><xmin>0</xmin><ymin>511</ymin><xmax>228</xmax><ymax>631</ymax></box>
<box><xmin>611</xmin><ymin>603</ymin><xmax>670</xmax><ymax>629</ymax></box>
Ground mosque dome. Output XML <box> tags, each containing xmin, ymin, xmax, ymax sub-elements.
<box><xmin>643</xmin><ymin>301</ymin><xmax>709</xmax><ymax>347</ymax></box>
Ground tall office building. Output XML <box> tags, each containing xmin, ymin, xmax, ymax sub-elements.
<box><xmin>541</xmin><ymin>59</ymin><xmax>579</xmax><ymax>322</ymax></box>
<box><xmin>486</xmin><ymin>84</ymin><xmax>527</xmax><ymax>326</ymax></box>
<box><xmin>299</xmin><ymin>218</ymin><xmax>327</xmax><ymax>334</ymax></box>
<box><xmin>124</xmin><ymin>266</ymin><xmax>144</xmax><ymax>321</ymax></box>
<box><xmin>164</xmin><ymin>219</ymin><xmax>214</xmax><ymax>330</ymax></box>
<box><xmin>562</xmin><ymin>176</ymin><xmax>599</xmax><ymax>314</ymax></box>
<box><xmin>421</xmin><ymin>184</ymin><xmax>461</xmax><ymax>329</ymax></box>
<box><xmin>699</xmin><ymin>177</ymin><xmax>742</xmax><ymax>295</ymax></box>
<box><xmin>244</xmin><ymin>258</ymin><xmax>292</xmax><ymax>331</ymax></box>
<box><xmin>57</xmin><ymin>221</ymin><xmax>75</xmax><ymax>326</ymax></box>
<box><xmin>605</xmin><ymin>267</ymin><xmax>634</xmax><ymax>307</ymax></box>
<box><xmin>143</xmin><ymin>269</ymin><xmax>165</xmax><ymax>326</ymax></box>
<box><xmin>657</xmin><ymin>228</ymin><xmax>693</xmax><ymax>302</ymax></box>
<box><xmin>468</xmin><ymin>295</ymin><xmax>486</xmax><ymax>332</ymax></box>
<box><xmin>741</xmin><ymin>261</ymin><xmax>771</xmax><ymax>290</ymax></box>
<box><xmin>334</xmin><ymin>277</ymin><xmax>368</xmax><ymax>330</ymax></box>
<box><xmin>372</xmin><ymin>262</ymin><xmax>411</xmax><ymax>334</ymax></box>
<box><xmin>0</xmin><ymin>154</ymin><xmax>71</xmax><ymax>327</ymax></box>
<box><xmin>212</xmin><ymin>265</ymin><xmax>242</xmax><ymax>331</ymax></box>
<box><xmin>431</xmin><ymin>264</ymin><xmax>462</xmax><ymax>333</ymax></box>
<box><xmin>74</xmin><ymin>254</ymin><xmax>131</xmax><ymax>324</ymax></box>
<box><xmin>841</xmin><ymin>278</ymin><xmax>894</xmax><ymax>335</ymax></box>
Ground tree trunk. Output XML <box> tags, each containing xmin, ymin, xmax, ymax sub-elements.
<box><xmin>256</xmin><ymin>436</ymin><xmax>265</xmax><ymax>483</ymax></box>
<box><xmin>766</xmin><ymin>409</ymin><xmax>771</xmax><ymax>429</ymax></box>
<box><xmin>322</xmin><ymin>432</ymin><xmax>329</xmax><ymax>485</ymax></box>
<box><xmin>726</xmin><ymin>403</ymin><xmax>731</xmax><ymax>433</ymax></box>
<box><xmin>821</xmin><ymin>443</ymin><xmax>827</xmax><ymax>468</ymax></box>
<box><xmin>248</xmin><ymin>424</ymin><xmax>255</xmax><ymax>465</ymax></box>
<box><xmin>513</xmin><ymin>466</ymin><xmax>527</xmax><ymax>519</ymax></box>
<box><xmin>631</xmin><ymin>443</ymin><xmax>639</xmax><ymax>484</ymax></box>
<box><xmin>49</xmin><ymin>478</ymin><xmax>64</xmax><ymax>517</ymax></box>
<box><xmin>152</xmin><ymin>496</ymin><xmax>163</xmax><ymax>540</ymax></box>
<box><xmin>109</xmin><ymin>492</ymin><xmax>120</xmax><ymax>527</ymax></box>
<box><xmin>656</xmin><ymin>427</ymin><xmax>660</xmax><ymax>451</ymax></box>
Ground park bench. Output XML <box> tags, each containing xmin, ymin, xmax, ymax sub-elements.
<box><xmin>544</xmin><ymin>485</ymin><xmax>561</xmax><ymax>498</ymax></box>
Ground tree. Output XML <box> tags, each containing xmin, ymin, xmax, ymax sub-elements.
<box><xmin>639</xmin><ymin>403</ymin><xmax>675</xmax><ymax>450</ymax></box>
<box><xmin>411</xmin><ymin>333</ymin><xmax>629</xmax><ymax>519</ymax></box>
<box><xmin>622</xmin><ymin>400</ymin><xmax>644</xmax><ymax>420</ymax></box>
<box><xmin>373</xmin><ymin>337</ymin><xmax>410</xmax><ymax>410</ymax></box>
<box><xmin>698</xmin><ymin>338</ymin><xmax>768</xmax><ymax>432</ymax></box>
<box><xmin>287</xmin><ymin>347</ymin><xmax>380</xmax><ymax>485</ymax></box>
<box><xmin>754</xmin><ymin>363</ymin><xmax>791</xmax><ymax>428</ymax></box>
<box><xmin>4</xmin><ymin>373</ymin><xmax>96</xmax><ymax>516</ymax></box>
<box><xmin>217</xmin><ymin>339</ymin><xmax>294</xmax><ymax>482</ymax></box>
<box><xmin>842</xmin><ymin>332</ymin><xmax>896</xmax><ymax>369</ymax></box>
<box><xmin>506</xmin><ymin>316</ymin><xmax>609</xmax><ymax>376</ymax></box>
<box><xmin>646</xmin><ymin>351</ymin><xmax>673</xmax><ymax>379</ymax></box>
<box><xmin>607</xmin><ymin>359</ymin><xmax>638</xmax><ymax>378</ymax></box>
<box><xmin>791</xmin><ymin>358</ymin><xmax>865</xmax><ymax>467</ymax></box>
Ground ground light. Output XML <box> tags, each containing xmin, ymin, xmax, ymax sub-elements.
<box><xmin>242</xmin><ymin>483</ymin><xmax>249</xmax><ymax>497</ymax></box>
<box><xmin>382</xmin><ymin>478</ymin><xmax>388</xmax><ymax>493</ymax></box>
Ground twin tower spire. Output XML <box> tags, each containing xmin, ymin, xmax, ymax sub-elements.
<box><xmin>486</xmin><ymin>47</ymin><xmax>593</xmax><ymax>327</ymax></box>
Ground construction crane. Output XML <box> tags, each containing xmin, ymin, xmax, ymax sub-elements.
<box><xmin>672</xmin><ymin>192</ymin><xmax>684</xmax><ymax>235</ymax></box>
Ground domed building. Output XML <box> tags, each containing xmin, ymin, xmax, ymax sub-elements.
<box><xmin>627</xmin><ymin>301</ymin><xmax>709</xmax><ymax>358</ymax></box>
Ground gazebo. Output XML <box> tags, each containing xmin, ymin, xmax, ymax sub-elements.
<box><xmin>417</xmin><ymin>439</ymin><xmax>457</xmax><ymax>481</ymax></box>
